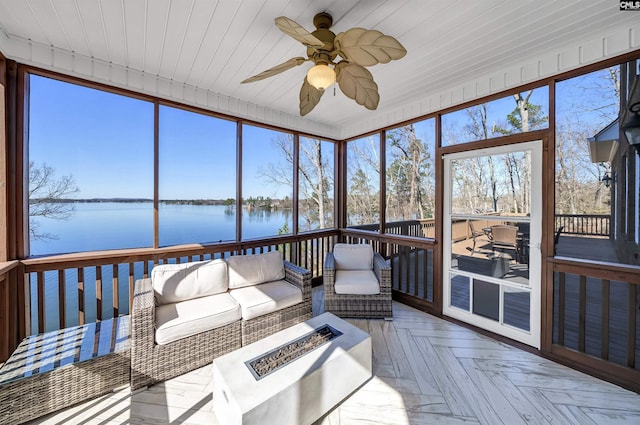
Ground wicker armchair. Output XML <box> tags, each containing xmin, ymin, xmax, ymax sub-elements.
<box><xmin>323</xmin><ymin>243</ymin><xmax>392</xmax><ymax>319</ymax></box>
<box><xmin>130</xmin><ymin>278</ymin><xmax>242</xmax><ymax>390</ymax></box>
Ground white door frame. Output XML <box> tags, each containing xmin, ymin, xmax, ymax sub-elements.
<box><xmin>442</xmin><ymin>140</ymin><xmax>542</xmax><ymax>348</ymax></box>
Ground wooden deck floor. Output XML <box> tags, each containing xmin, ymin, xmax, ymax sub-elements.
<box><xmin>29</xmin><ymin>288</ymin><xmax>640</xmax><ymax>425</ymax></box>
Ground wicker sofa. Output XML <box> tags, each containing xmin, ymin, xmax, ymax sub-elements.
<box><xmin>324</xmin><ymin>243</ymin><xmax>392</xmax><ymax>319</ymax></box>
<box><xmin>131</xmin><ymin>251</ymin><xmax>312</xmax><ymax>390</ymax></box>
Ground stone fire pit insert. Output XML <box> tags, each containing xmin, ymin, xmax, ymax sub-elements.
<box><xmin>212</xmin><ymin>312</ymin><xmax>372</xmax><ymax>425</ymax></box>
<box><xmin>246</xmin><ymin>324</ymin><xmax>343</xmax><ymax>380</ymax></box>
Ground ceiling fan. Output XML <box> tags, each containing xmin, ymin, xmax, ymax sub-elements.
<box><xmin>241</xmin><ymin>12</ymin><xmax>407</xmax><ymax>116</ymax></box>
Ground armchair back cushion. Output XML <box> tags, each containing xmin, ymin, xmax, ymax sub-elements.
<box><xmin>152</xmin><ymin>259</ymin><xmax>228</xmax><ymax>305</ymax></box>
<box><xmin>332</xmin><ymin>243</ymin><xmax>373</xmax><ymax>270</ymax></box>
<box><xmin>227</xmin><ymin>251</ymin><xmax>285</xmax><ymax>289</ymax></box>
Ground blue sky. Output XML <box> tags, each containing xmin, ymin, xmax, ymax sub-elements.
<box><xmin>29</xmin><ymin>75</ymin><xmax>291</xmax><ymax>200</ymax></box>
<box><xmin>29</xmin><ymin>68</ymin><xmax>618</xmax><ymax>200</ymax></box>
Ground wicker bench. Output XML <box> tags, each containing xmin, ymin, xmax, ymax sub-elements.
<box><xmin>0</xmin><ymin>316</ymin><xmax>130</xmax><ymax>424</ymax></box>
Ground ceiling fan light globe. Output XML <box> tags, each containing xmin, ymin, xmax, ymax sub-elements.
<box><xmin>307</xmin><ymin>64</ymin><xmax>335</xmax><ymax>90</ymax></box>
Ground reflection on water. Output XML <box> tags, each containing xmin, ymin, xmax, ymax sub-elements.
<box><xmin>28</xmin><ymin>202</ymin><xmax>294</xmax><ymax>333</ymax></box>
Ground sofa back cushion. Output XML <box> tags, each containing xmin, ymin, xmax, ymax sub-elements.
<box><xmin>227</xmin><ymin>251</ymin><xmax>285</xmax><ymax>289</ymax></box>
<box><xmin>152</xmin><ymin>259</ymin><xmax>228</xmax><ymax>305</ymax></box>
<box><xmin>333</xmin><ymin>243</ymin><xmax>373</xmax><ymax>270</ymax></box>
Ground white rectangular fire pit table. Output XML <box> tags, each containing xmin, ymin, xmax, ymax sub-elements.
<box><xmin>212</xmin><ymin>312</ymin><xmax>372</xmax><ymax>425</ymax></box>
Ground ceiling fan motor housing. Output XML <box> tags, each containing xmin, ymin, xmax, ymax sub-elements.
<box><xmin>308</xmin><ymin>13</ymin><xmax>337</xmax><ymax>65</ymax></box>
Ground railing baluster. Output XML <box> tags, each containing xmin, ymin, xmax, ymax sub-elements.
<box><xmin>96</xmin><ymin>266</ymin><xmax>103</xmax><ymax>322</ymax></box>
<box><xmin>579</xmin><ymin>275</ymin><xmax>587</xmax><ymax>352</ymax></box>
<box><xmin>37</xmin><ymin>271</ymin><xmax>45</xmax><ymax>333</ymax></box>
<box><xmin>627</xmin><ymin>284</ymin><xmax>637</xmax><ymax>368</ymax></box>
<box><xmin>401</xmin><ymin>245</ymin><xmax>408</xmax><ymax>293</ymax></box>
<box><xmin>558</xmin><ymin>272</ymin><xmax>565</xmax><ymax>345</ymax></box>
<box><xmin>413</xmin><ymin>246</ymin><xmax>419</xmax><ymax>297</ymax></box>
<box><xmin>129</xmin><ymin>263</ymin><xmax>135</xmax><ymax>314</ymax></box>
<box><xmin>112</xmin><ymin>264</ymin><xmax>119</xmax><ymax>318</ymax></box>
<box><xmin>601</xmin><ymin>279</ymin><xmax>610</xmax><ymax>360</ymax></box>
<box><xmin>58</xmin><ymin>270</ymin><xmax>66</xmax><ymax>329</ymax></box>
<box><xmin>78</xmin><ymin>268</ymin><xmax>85</xmax><ymax>325</ymax></box>
<box><xmin>424</xmin><ymin>247</ymin><xmax>431</xmax><ymax>301</ymax></box>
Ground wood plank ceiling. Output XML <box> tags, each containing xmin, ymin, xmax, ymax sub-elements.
<box><xmin>0</xmin><ymin>0</ymin><xmax>638</xmax><ymax>139</ymax></box>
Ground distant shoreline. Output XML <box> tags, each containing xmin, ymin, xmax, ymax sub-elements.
<box><xmin>30</xmin><ymin>198</ymin><xmax>232</xmax><ymax>205</ymax></box>
<box><xmin>29</xmin><ymin>198</ymin><xmax>292</xmax><ymax>207</ymax></box>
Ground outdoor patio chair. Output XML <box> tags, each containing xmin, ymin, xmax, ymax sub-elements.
<box><xmin>490</xmin><ymin>224</ymin><xmax>519</xmax><ymax>261</ymax></box>
<box><xmin>554</xmin><ymin>225</ymin><xmax>564</xmax><ymax>255</ymax></box>
<box><xmin>468</xmin><ymin>220</ymin><xmax>489</xmax><ymax>254</ymax></box>
<box><xmin>323</xmin><ymin>243</ymin><xmax>392</xmax><ymax>319</ymax></box>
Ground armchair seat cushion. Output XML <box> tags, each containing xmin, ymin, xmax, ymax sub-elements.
<box><xmin>334</xmin><ymin>270</ymin><xmax>380</xmax><ymax>295</ymax></box>
<box><xmin>155</xmin><ymin>293</ymin><xmax>241</xmax><ymax>345</ymax></box>
<box><xmin>229</xmin><ymin>280</ymin><xmax>303</xmax><ymax>320</ymax></box>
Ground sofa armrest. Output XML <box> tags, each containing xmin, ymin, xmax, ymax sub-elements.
<box><xmin>283</xmin><ymin>260</ymin><xmax>312</xmax><ymax>302</ymax></box>
<box><xmin>323</xmin><ymin>252</ymin><xmax>336</xmax><ymax>293</ymax></box>
<box><xmin>131</xmin><ymin>278</ymin><xmax>156</xmax><ymax>349</ymax></box>
<box><xmin>373</xmin><ymin>252</ymin><xmax>392</xmax><ymax>293</ymax></box>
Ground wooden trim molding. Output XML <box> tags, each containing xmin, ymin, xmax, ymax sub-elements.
<box><xmin>0</xmin><ymin>54</ymin><xmax>7</xmax><ymax>262</ymax></box>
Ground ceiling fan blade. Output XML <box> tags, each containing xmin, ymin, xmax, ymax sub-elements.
<box><xmin>275</xmin><ymin>16</ymin><xmax>325</xmax><ymax>48</ymax></box>
<box><xmin>335</xmin><ymin>28</ymin><xmax>407</xmax><ymax>66</ymax></box>
<box><xmin>241</xmin><ymin>57</ymin><xmax>307</xmax><ymax>84</ymax></box>
<box><xmin>336</xmin><ymin>62</ymin><xmax>379</xmax><ymax>110</ymax></box>
<box><xmin>299</xmin><ymin>78</ymin><xmax>324</xmax><ymax>116</ymax></box>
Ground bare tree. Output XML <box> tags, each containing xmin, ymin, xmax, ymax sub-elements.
<box><xmin>386</xmin><ymin>124</ymin><xmax>433</xmax><ymax>221</ymax></box>
<box><xmin>466</xmin><ymin>105</ymin><xmax>500</xmax><ymax>211</ymax></box>
<box><xmin>347</xmin><ymin>137</ymin><xmax>380</xmax><ymax>226</ymax></box>
<box><xmin>259</xmin><ymin>135</ymin><xmax>333</xmax><ymax>231</ymax></box>
<box><xmin>29</xmin><ymin>161</ymin><xmax>79</xmax><ymax>240</ymax></box>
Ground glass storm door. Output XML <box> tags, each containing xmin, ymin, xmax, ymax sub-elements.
<box><xmin>443</xmin><ymin>141</ymin><xmax>542</xmax><ymax>348</ymax></box>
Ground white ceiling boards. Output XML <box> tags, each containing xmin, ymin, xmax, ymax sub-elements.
<box><xmin>0</xmin><ymin>0</ymin><xmax>638</xmax><ymax>139</ymax></box>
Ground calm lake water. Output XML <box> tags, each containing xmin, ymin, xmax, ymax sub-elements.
<box><xmin>29</xmin><ymin>202</ymin><xmax>292</xmax><ymax>333</ymax></box>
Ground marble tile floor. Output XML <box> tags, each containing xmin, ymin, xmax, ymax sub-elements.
<box><xmin>29</xmin><ymin>288</ymin><xmax>640</xmax><ymax>424</ymax></box>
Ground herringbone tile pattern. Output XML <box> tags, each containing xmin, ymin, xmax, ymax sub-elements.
<box><xmin>31</xmin><ymin>288</ymin><xmax>640</xmax><ymax>424</ymax></box>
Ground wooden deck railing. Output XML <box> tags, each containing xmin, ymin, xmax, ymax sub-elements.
<box><xmin>555</xmin><ymin>214</ymin><xmax>610</xmax><ymax>237</ymax></box>
<box><xmin>20</xmin><ymin>231</ymin><xmax>339</xmax><ymax>334</ymax></box>
<box><xmin>16</xmin><ymin>225</ymin><xmax>438</xmax><ymax>337</ymax></box>
<box><xmin>550</xmin><ymin>257</ymin><xmax>640</xmax><ymax>391</ymax></box>
<box><xmin>342</xmin><ymin>228</ymin><xmax>437</xmax><ymax>312</ymax></box>
<box><xmin>1</xmin><ymin>260</ymin><xmax>20</xmax><ymax>361</ymax></box>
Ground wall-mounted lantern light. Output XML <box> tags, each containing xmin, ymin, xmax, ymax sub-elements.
<box><xmin>601</xmin><ymin>171</ymin><xmax>616</xmax><ymax>188</ymax></box>
<box><xmin>622</xmin><ymin>101</ymin><xmax>640</xmax><ymax>155</ymax></box>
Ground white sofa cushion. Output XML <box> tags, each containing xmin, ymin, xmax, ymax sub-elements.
<box><xmin>155</xmin><ymin>292</ymin><xmax>241</xmax><ymax>345</ymax></box>
<box><xmin>152</xmin><ymin>259</ymin><xmax>228</xmax><ymax>305</ymax></box>
<box><xmin>333</xmin><ymin>244</ymin><xmax>373</xmax><ymax>270</ymax></box>
<box><xmin>227</xmin><ymin>251</ymin><xmax>285</xmax><ymax>289</ymax></box>
<box><xmin>334</xmin><ymin>270</ymin><xmax>380</xmax><ymax>295</ymax></box>
<box><xmin>229</xmin><ymin>280</ymin><xmax>303</xmax><ymax>320</ymax></box>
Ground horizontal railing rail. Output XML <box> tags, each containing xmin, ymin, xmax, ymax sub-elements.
<box><xmin>554</xmin><ymin>214</ymin><xmax>610</xmax><ymax>237</ymax></box>
<box><xmin>349</xmin><ymin>218</ymin><xmax>436</xmax><ymax>239</ymax></box>
<box><xmin>550</xmin><ymin>256</ymin><xmax>640</xmax><ymax>392</ymax></box>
